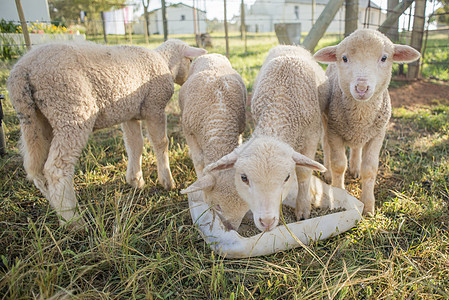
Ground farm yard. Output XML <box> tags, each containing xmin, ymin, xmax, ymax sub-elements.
<box><xmin>0</xmin><ymin>30</ymin><xmax>448</xmax><ymax>299</ymax></box>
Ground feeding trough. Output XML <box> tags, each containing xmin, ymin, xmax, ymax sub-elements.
<box><xmin>188</xmin><ymin>176</ymin><xmax>363</xmax><ymax>258</ymax></box>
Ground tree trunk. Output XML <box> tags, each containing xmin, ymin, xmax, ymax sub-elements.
<box><xmin>142</xmin><ymin>0</ymin><xmax>150</xmax><ymax>44</ymax></box>
<box><xmin>161</xmin><ymin>0</ymin><xmax>168</xmax><ymax>41</ymax></box>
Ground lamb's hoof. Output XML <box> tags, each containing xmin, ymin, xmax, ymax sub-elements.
<box><xmin>323</xmin><ymin>172</ymin><xmax>332</xmax><ymax>183</ymax></box>
<box><xmin>349</xmin><ymin>169</ymin><xmax>360</xmax><ymax>179</ymax></box>
<box><xmin>61</xmin><ymin>215</ymin><xmax>87</xmax><ymax>233</ymax></box>
<box><xmin>128</xmin><ymin>177</ymin><xmax>145</xmax><ymax>189</ymax></box>
<box><xmin>160</xmin><ymin>178</ymin><xmax>175</xmax><ymax>190</ymax></box>
<box><xmin>295</xmin><ymin>206</ymin><xmax>311</xmax><ymax>220</ymax></box>
<box><xmin>362</xmin><ymin>206</ymin><xmax>375</xmax><ymax>217</ymax></box>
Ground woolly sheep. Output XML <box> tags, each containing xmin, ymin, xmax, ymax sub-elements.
<box><xmin>202</xmin><ymin>45</ymin><xmax>327</xmax><ymax>232</ymax></box>
<box><xmin>7</xmin><ymin>39</ymin><xmax>207</xmax><ymax>226</ymax></box>
<box><xmin>177</xmin><ymin>53</ymin><xmax>249</xmax><ymax>230</ymax></box>
<box><xmin>313</xmin><ymin>29</ymin><xmax>420</xmax><ymax>215</ymax></box>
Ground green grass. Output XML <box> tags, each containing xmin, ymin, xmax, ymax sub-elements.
<box><xmin>1</xmin><ymin>34</ymin><xmax>449</xmax><ymax>299</ymax></box>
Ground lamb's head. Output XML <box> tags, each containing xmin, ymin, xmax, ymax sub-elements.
<box><xmin>156</xmin><ymin>39</ymin><xmax>207</xmax><ymax>85</ymax></box>
<box><xmin>202</xmin><ymin>137</ymin><xmax>326</xmax><ymax>232</ymax></box>
<box><xmin>181</xmin><ymin>169</ymin><xmax>249</xmax><ymax>230</ymax></box>
<box><xmin>188</xmin><ymin>53</ymin><xmax>233</xmax><ymax>75</ymax></box>
<box><xmin>313</xmin><ymin>29</ymin><xmax>420</xmax><ymax>101</ymax></box>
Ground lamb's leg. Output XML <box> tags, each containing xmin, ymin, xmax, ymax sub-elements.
<box><xmin>328</xmin><ymin>133</ymin><xmax>347</xmax><ymax>189</ymax></box>
<box><xmin>361</xmin><ymin>131</ymin><xmax>385</xmax><ymax>216</ymax></box>
<box><xmin>122</xmin><ymin>120</ymin><xmax>145</xmax><ymax>188</ymax></box>
<box><xmin>184</xmin><ymin>133</ymin><xmax>205</xmax><ymax>177</ymax></box>
<box><xmin>321</xmin><ymin>114</ymin><xmax>332</xmax><ymax>182</ymax></box>
<box><xmin>43</xmin><ymin>126</ymin><xmax>92</xmax><ymax>228</ymax></box>
<box><xmin>349</xmin><ymin>146</ymin><xmax>362</xmax><ymax>178</ymax></box>
<box><xmin>295</xmin><ymin>137</ymin><xmax>320</xmax><ymax>220</ymax></box>
<box><xmin>144</xmin><ymin>111</ymin><xmax>175</xmax><ymax>190</ymax></box>
<box><xmin>19</xmin><ymin>109</ymin><xmax>53</xmax><ymax>197</ymax></box>
<box><xmin>295</xmin><ymin>166</ymin><xmax>313</xmax><ymax>220</ymax></box>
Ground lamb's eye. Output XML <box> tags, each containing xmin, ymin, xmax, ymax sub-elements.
<box><xmin>342</xmin><ymin>56</ymin><xmax>348</xmax><ymax>63</ymax></box>
<box><xmin>381</xmin><ymin>55</ymin><xmax>387</xmax><ymax>62</ymax></box>
<box><xmin>189</xmin><ymin>58</ymin><xmax>193</xmax><ymax>63</ymax></box>
<box><xmin>284</xmin><ymin>174</ymin><xmax>290</xmax><ymax>182</ymax></box>
<box><xmin>241</xmin><ymin>174</ymin><xmax>249</xmax><ymax>184</ymax></box>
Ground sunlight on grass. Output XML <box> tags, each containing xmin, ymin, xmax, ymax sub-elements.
<box><xmin>0</xmin><ymin>33</ymin><xmax>448</xmax><ymax>298</ymax></box>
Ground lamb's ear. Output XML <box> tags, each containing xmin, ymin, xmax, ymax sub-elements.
<box><xmin>393</xmin><ymin>45</ymin><xmax>420</xmax><ymax>63</ymax></box>
<box><xmin>292</xmin><ymin>152</ymin><xmax>327</xmax><ymax>172</ymax></box>
<box><xmin>203</xmin><ymin>150</ymin><xmax>238</xmax><ymax>173</ymax></box>
<box><xmin>313</xmin><ymin>46</ymin><xmax>337</xmax><ymax>64</ymax></box>
<box><xmin>181</xmin><ymin>174</ymin><xmax>215</xmax><ymax>194</ymax></box>
<box><xmin>184</xmin><ymin>46</ymin><xmax>207</xmax><ymax>58</ymax></box>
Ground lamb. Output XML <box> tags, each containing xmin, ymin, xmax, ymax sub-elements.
<box><xmin>178</xmin><ymin>53</ymin><xmax>249</xmax><ymax>230</ymax></box>
<box><xmin>7</xmin><ymin>39</ymin><xmax>207</xmax><ymax>226</ymax></box>
<box><xmin>313</xmin><ymin>29</ymin><xmax>420</xmax><ymax>215</ymax></box>
<box><xmin>200</xmin><ymin>45</ymin><xmax>327</xmax><ymax>232</ymax></box>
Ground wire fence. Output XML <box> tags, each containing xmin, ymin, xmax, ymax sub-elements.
<box><xmin>1</xmin><ymin>1</ymin><xmax>448</xmax><ymax>80</ymax></box>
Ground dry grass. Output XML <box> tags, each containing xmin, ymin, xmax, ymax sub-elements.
<box><xmin>0</xmin><ymin>33</ymin><xmax>448</xmax><ymax>299</ymax></box>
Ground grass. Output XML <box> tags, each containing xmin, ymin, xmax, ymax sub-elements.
<box><xmin>0</xmin><ymin>33</ymin><xmax>448</xmax><ymax>299</ymax></box>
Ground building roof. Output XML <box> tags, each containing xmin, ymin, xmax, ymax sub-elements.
<box><xmin>149</xmin><ymin>2</ymin><xmax>206</xmax><ymax>14</ymax></box>
<box><xmin>285</xmin><ymin>0</ymin><xmax>381</xmax><ymax>9</ymax></box>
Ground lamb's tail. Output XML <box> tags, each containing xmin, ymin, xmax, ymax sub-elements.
<box><xmin>7</xmin><ymin>66</ymin><xmax>52</xmax><ymax>192</ymax></box>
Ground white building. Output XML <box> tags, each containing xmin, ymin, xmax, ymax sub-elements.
<box><xmin>135</xmin><ymin>3</ymin><xmax>207</xmax><ymax>35</ymax></box>
<box><xmin>242</xmin><ymin>0</ymin><xmax>386</xmax><ymax>33</ymax></box>
<box><xmin>0</xmin><ymin>0</ymin><xmax>50</xmax><ymax>23</ymax></box>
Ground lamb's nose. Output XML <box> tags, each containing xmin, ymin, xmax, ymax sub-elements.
<box><xmin>356</xmin><ymin>84</ymin><xmax>368</xmax><ymax>93</ymax></box>
<box><xmin>259</xmin><ymin>217</ymin><xmax>276</xmax><ymax>229</ymax></box>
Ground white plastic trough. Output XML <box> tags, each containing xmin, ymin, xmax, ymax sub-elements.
<box><xmin>188</xmin><ymin>176</ymin><xmax>364</xmax><ymax>258</ymax></box>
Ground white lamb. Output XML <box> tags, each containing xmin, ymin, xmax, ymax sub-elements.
<box><xmin>202</xmin><ymin>45</ymin><xmax>327</xmax><ymax>232</ymax></box>
<box><xmin>313</xmin><ymin>29</ymin><xmax>420</xmax><ymax>215</ymax></box>
<box><xmin>7</xmin><ymin>39</ymin><xmax>206</xmax><ymax>226</ymax></box>
<box><xmin>178</xmin><ymin>53</ymin><xmax>249</xmax><ymax>230</ymax></box>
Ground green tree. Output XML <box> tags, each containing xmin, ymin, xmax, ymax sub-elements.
<box><xmin>433</xmin><ymin>0</ymin><xmax>449</xmax><ymax>26</ymax></box>
<box><xmin>48</xmin><ymin>0</ymin><xmax>127</xmax><ymax>24</ymax></box>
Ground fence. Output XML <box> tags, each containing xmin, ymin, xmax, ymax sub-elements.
<box><xmin>1</xmin><ymin>0</ymin><xmax>448</xmax><ymax>80</ymax></box>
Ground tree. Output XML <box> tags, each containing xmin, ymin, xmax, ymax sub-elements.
<box><xmin>142</xmin><ymin>0</ymin><xmax>150</xmax><ymax>43</ymax></box>
<box><xmin>433</xmin><ymin>0</ymin><xmax>449</xmax><ymax>26</ymax></box>
<box><xmin>48</xmin><ymin>0</ymin><xmax>126</xmax><ymax>24</ymax></box>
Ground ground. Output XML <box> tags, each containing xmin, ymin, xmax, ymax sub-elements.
<box><xmin>389</xmin><ymin>79</ymin><xmax>449</xmax><ymax>108</ymax></box>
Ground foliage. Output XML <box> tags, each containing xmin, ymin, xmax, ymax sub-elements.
<box><xmin>48</xmin><ymin>0</ymin><xmax>128</xmax><ymax>23</ymax></box>
<box><xmin>0</xmin><ymin>20</ymin><xmax>21</xmax><ymax>34</ymax></box>
<box><xmin>0</xmin><ymin>34</ymin><xmax>448</xmax><ymax>299</ymax></box>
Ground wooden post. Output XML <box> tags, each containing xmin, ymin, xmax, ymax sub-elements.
<box><xmin>378</xmin><ymin>0</ymin><xmax>414</xmax><ymax>34</ymax></box>
<box><xmin>161</xmin><ymin>0</ymin><xmax>168</xmax><ymax>41</ymax></box>
<box><xmin>344</xmin><ymin>0</ymin><xmax>358</xmax><ymax>36</ymax></box>
<box><xmin>241</xmin><ymin>0</ymin><xmax>247</xmax><ymax>52</ymax></box>
<box><xmin>143</xmin><ymin>17</ymin><xmax>149</xmax><ymax>44</ymax></box>
<box><xmin>386</xmin><ymin>0</ymin><xmax>400</xmax><ymax>41</ymax></box>
<box><xmin>407</xmin><ymin>0</ymin><xmax>426</xmax><ymax>79</ymax></box>
<box><xmin>302</xmin><ymin>0</ymin><xmax>345</xmax><ymax>52</ymax></box>
<box><xmin>15</xmin><ymin>0</ymin><xmax>31</xmax><ymax>50</ymax></box>
<box><xmin>312</xmin><ymin>0</ymin><xmax>316</xmax><ymax>25</ymax></box>
<box><xmin>224</xmin><ymin>0</ymin><xmax>229</xmax><ymax>58</ymax></box>
<box><xmin>100</xmin><ymin>11</ymin><xmax>108</xmax><ymax>44</ymax></box>
<box><xmin>193</xmin><ymin>0</ymin><xmax>199</xmax><ymax>46</ymax></box>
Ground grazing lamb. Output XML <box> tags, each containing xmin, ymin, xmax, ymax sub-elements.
<box><xmin>202</xmin><ymin>45</ymin><xmax>327</xmax><ymax>232</ymax></box>
<box><xmin>313</xmin><ymin>29</ymin><xmax>420</xmax><ymax>215</ymax></box>
<box><xmin>7</xmin><ymin>39</ymin><xmax>207</xmax><ymax>226</ymax></box>
<box><xmin>178</xmin><ymin>53</ymin><xmax>248</xmax><ymax>230</ymax></box>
